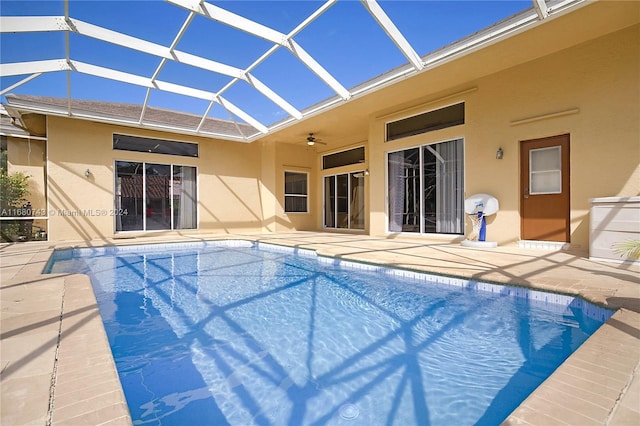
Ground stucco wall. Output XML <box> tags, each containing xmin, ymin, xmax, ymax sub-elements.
<box><xmin>7</xmin><ymin>137</ymin><xmax>46</xmax><ymax>213</ymax></box>
<box><xmin>31</xmin><ymin>21</ymin><xmax>640</xmax><ymax>247</ymax></box>
<box><xmin>5</xmin><ymin>136</ymin><xmax>47</xmax><ymax>234</ymax></box>
<box><xmin>368</xmin><ymin>24</ymin><xmax>639</xmax><ymax>249</ymax></box>
<box><xmin>46</xmin><ymin>117</ymin><xmax>268</xmax><ymax>241</ymax></box>
<box><xmin>274</xmin><ymin>142</ymin><xmax>316</xmax><ymax>231</ymax></box>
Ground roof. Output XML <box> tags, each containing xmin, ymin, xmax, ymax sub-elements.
<box><xmin>0</xmin><ymin>0</ymin><xmax>588</xmax><ymax>142</ymax></box>
<box><xmin>3</xmin><ymin>93</ymin><xmax>257</xmax><ymax>140</ymax></box>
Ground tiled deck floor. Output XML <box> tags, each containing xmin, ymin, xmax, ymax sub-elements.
<box><xmin>1</xmin><ymin>231</ymin><xmax>639</xmax><ymax>425</ymax></box>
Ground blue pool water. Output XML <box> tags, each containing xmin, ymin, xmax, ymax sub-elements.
<box><xmin>46</xmin><ymin>241</ymin><xmax>613</xmax><ymax>426</ymax></box>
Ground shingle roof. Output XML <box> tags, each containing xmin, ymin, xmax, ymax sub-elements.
<box><xmin>4</xmin><ymin>94</ymin><xmax>259</xmax><ymax>140</ymax></box>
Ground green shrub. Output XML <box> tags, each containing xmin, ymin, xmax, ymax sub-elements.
<box><xmin>0</xmin><ymin>170</ymin><xmax>31</xmax><ymax>242</ymax></box>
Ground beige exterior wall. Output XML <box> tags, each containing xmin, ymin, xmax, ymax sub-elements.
<box><xmin>274</xmin><ymin>142</ymin><xmax>316</xmax><ymax>231</ymax></box>
<box><xmin>18</xmin><ymin>10</ymin><xmax>639</xmax><ymax>249</ymax></box>
<box><xmin>368</xmin><ymin>24</ymin><xmax>640</xmax><ymax>249</ymax></box>
<box><xmin>46</xmin><ymin>117</ymin><xmax>270</xmax><ymax>241</ymax></box>
<box><xmin>6</xmin><ymin>137</ymin><xmax>47</xmax><ymax>212</ymax></box>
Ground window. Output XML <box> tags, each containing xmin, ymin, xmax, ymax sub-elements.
<box><xmin>322</xmin><ymin>146</ymin><xmax>365</xmax><ymax>170</ymax></box>
<box><xmin>115</xmin><ymin>161</ymin><xmax>197</xmax><ymax>232</ymax></box>
<box><xmin>284</xmin><ymin>171</ymin><xmax>308</xmax><ymax>213</ymax></box>
<box><xmin>386</xmin><ymin>103</ymin><xmax>465</xmax><ymax>141</ymax></box>
<box><xmin>530</xmin><ymin>147</ymin><xmax>562</xmax><ymax>194</ymax></box>
<box><xmin>324</xmin><ymin>171</ymin><xmax>365</xmax><ymax>230</ymax></box>
<box><xmin>388</xmin><ymin>139</ymin><xmax>464</xmax><ymax>234</ymax></box>
<box><xmin>114</xmin><ymin>134</ymin><xmax>198</xmax><ymax>157</ymax></box>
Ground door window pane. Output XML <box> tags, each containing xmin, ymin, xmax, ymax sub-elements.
<box><xmin>115</xmin><ymin>161</ymin><xmax>143</xmax><ymax>231</ymax></box>
<box><xmin>145</xmin><ymin>163</ymin><xmax>171</xmax><ymax>230</ymax></box>
<box><xmin>530</xmin><ymin>147</ymin><xmax>561</xmax><ymax>194</ymax></box>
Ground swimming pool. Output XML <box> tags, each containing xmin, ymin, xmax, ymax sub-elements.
<box><xmin>46</xmin><ymin>240</ymin><xmax>612</xmax><ymax>425</ymax></box>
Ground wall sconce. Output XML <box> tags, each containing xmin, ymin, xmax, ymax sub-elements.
<box><xmin>496</xmin><ymin>147</ymin><xmax>504</xmax><ymax>160</ymax></box>
<box><xmin>84</xmin><ymin>168</ymin><xmax>91</xmax><ymax>177</ymax></box>
<box><xmin>364</xmin><ymin>169</ymin><xmax>370</xmax><ymax>176</ymax></box>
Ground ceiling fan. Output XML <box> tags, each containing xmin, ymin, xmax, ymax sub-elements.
<box><xmin>305</xmin><ymin>132</ymin><xmax>326</xmax><ymax>146</ymax></box>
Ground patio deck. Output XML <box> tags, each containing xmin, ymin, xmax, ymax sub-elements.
<box><xmin>1</xmin><ymin>231</ymin><xmax>639</xmax><ymax>425</ymax></box>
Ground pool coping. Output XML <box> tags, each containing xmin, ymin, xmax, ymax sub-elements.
<box><xmin>1</xmin><ymin>232</ymin><xmax>639</xmax><ymax>425</ymax></box>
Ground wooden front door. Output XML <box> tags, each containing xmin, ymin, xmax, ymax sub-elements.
<box><xmin>520</xmin><ymin>134</ymin><xmax>570</xmax><ymax>242</ymax></box>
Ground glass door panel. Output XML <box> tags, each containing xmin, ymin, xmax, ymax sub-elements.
<box><xmin>336</xmin><ymin>174</ymin><xmax>349</xmax><ymax>228</ymax></box>
<box><xmin>115</xmin><ymin>161</ymin><xmax>143</xmax><ymax>231</ymax></box>
<box><xmin>324</xmin><ymin>176</ymin><xmax>335</xmax><ymax>228</ymax></box>
<box><xmin>350</xmin><ymin>172</ymin><xmax>365</xmax><ymax>229</ymax></box>
<box><xmin>173</xmin><ymin>165</ymin><xmax>197</xmax><ymax>230</ymax></box>
<box><xmin>145</xmin><ymin>163</ymin><xmax>171</xmax><ymax>230</ymax></box>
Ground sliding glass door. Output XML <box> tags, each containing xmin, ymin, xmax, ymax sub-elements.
<box><xmin>324</xmin><ymin>172</ymin><xmax>365</xmax><ymax>230</ymax></box>
<box><xmin>388</xmin><ymin>139</ymin><xmax>464</xmax><ymax>235</ymax></box>
<box><xmin>115</xmin><ymin>161</ymin><xmax>197</xmax><ymax>232</ymax></box>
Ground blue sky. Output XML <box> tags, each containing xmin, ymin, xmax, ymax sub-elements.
<box><xmin>1</xmin><ymin>1</ymin><xmax>531</xmax><ymax>126</ymax></box>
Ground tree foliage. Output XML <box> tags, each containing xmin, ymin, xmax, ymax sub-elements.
<box><xmin>0</xmin><ymin>170</ymin><xmax>30</xmax><ymax>213</ymax></box>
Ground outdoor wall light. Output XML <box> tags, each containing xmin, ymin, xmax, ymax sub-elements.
<box><xmin>84</xmin><ymin>168</ymin><xmax>91</xmax><ymax>177</ymax></box>
<box><xmin>496</xmin><ymin>147</ymin><xmax>504</xmax><ymax>160</ymax></box>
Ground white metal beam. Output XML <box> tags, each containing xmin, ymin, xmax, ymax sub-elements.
<box><xmin>217</xmin><ymin>96</ymin><xmax>268</xmax><ymax>133</ymax></box>
<box><xmin>168</xmin><ymin>0</ymin><xmax>286</xmax><ymax>45</ymax></box>
<box><xmin>169</xmin><ymin>0</ymin><xmax>349</xmax><ymax>101</ymax></box>
<box><xmin>0</xmin><ymin>73</ymin><xmax>43</xmax><ymax>96</ymax></box>
<box><xmin>0</xmin><ymin>16</ymin><xmax>66</xmax><ymax>32</ymax></box>
<box><xmin>287</xmin><ymin>0</ymin><xmax>337</xmax><ymax>38</ymax></box>
<box><xmin>246</xmin><ymin>74</ymin><xmax>302</xmax><ymax>119</ymax></box>
<box><xmin>65</xmin><ymin>60</ymin><xmax>267</xmax><ymax>132</ymax></box>
<box><xmin>360</xmin><ymin>0</ymin><xmax>423</xmax><ymax>71</ymax></box>
<box><xmin>287</xmin><ymin>39</ymin><xmax>350</xmax><ymax>100</ymax></box>
<box><xmin>70</xmin><ymin>18</ymin><xmax>247</xmax><ymax>79</ymax></box>
<box><xmin>0</xmin><ymin>59</ymin><xmax>70</xmax><ymax>76</ymax></box>
<box><xmin>533</xmin><ymin>0</ymin><xmax>549</xmax><ymax>19</ymax></box>
<box><xmin>1</xmin><ymin>16</ymin><xmax>247</xmax><ymax>80</ymax></box>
